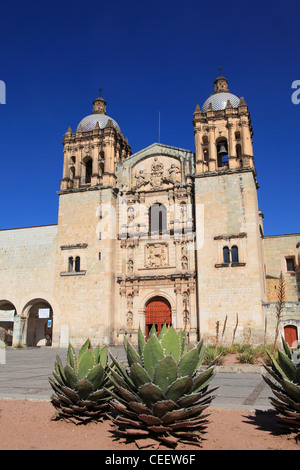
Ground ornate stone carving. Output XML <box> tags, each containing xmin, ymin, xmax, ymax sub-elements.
<box><xmin>127</xmin><ymin>258</ymin><xmax>134</xmax><ymax>273</ymax></box>
<box><xmin>133</xmin><ymin>157</ymin><xmax>182</xmax><ymax>190</ymax></box>
<box><xmin>146</xmin><ymin>243</ymin><xmax>168</xmax><ymax>268</ymax></box>
<box><xmin>134</xmin><ymin>169</ymin><xmax>148</xmax><ymax>189</ymax></box>
<box><xmin>127</xmin><ymin>206</ymin><xmax>135</xmax><ymax>223</ymax></box>
<box><xmin>168</xmin><ymin>163</ymin><xmax>181</xmax><ymax>183</ymax></box>
<box><xmin>126</xmin><ymin>310</ymin><xmax>133</xmax><ymax>327</ymax></box>
<box><xmin>182</xmin><ymin>291</ymin><xmax>190</xmax><ymax>328</ymax></box>
<box><xmin>150</xmin><ymin>158</ymin><xmax>164</xmax><ymax>189</ymax></box>
<box><xmin>181</xmin><ymin>243</ymin><xmax>188</xmax><ymax>270</ymax></box>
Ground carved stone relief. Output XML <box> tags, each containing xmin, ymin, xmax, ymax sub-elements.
<box><xmin>182</xmin><ymin>291</ymin><xmax>190</xmax><ymax>328</ymax></box>
<box><xmin>132</xmin><ymin>157</ymin><xmax>181</xmax><ymax>191</ymax></box>
<box><xmin>181</xmin><ymin>242</ymin><xmax>188</xmax><ymax>270</ymax></box>
<box><xmin>146</xmin><ymin>243</ymin><xmax>169</xmax><ymax>268</ymax></box>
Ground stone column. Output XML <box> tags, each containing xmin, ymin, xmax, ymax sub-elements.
<box><xmin>208</xmin><ymin>126</ymin><xmax>217</xmax><ymax>171</ymax></box>
<box><xmin>91</xmin><ymin>144</ymin><xmax>99</xmax><ymax>186</ymax></box>
<box><xmin>12</xmin><ymin>315</ymin><xmax>24</xmax><ymax>346</ymax></box>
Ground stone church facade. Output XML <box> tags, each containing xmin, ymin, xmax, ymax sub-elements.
<box><xmin>0</xmin><ymin>76</ymin><xmax>299</xmax><ymax>348</ymax></box>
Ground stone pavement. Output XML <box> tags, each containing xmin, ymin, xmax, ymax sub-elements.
<box><xmin>0</xmin><ymin>347</ymin><xmax>274</xmax><ymax>412</ymax></box>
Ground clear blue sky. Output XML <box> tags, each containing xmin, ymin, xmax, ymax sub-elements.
<box><xmin>0</xmin><ymin>0</ymin><xmax>299</xmax><ymax>236</ymax></box>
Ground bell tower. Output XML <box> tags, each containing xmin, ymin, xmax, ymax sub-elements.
<box><xmin>54</xmin><ymin>94</ymin><xmax>131</xmax><ymax>347</ymax></box>
<box><xmin>193</xmin><ymin>76</ymin><xmax>254</xmax><ymax>174</ymax></box>
<box><xmin>193</xmin><ymin>76</ymin><xmax>266</xmax><ymax>345</ymax></box>
<box><xmin>60</xmin><ymin>93</ymin><xmax>131</xmax><ymax>191</ymax></box>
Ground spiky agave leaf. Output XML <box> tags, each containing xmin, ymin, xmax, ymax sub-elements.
<box><xmin>263</xmin><ymin>336</ymin><xmax>300</xmax><ymax>437</ymax></box>
<box><xmin>107</xmin><ymin>326</ymin><xmax>218</xmax><ymax>447</ymax></box>
<box><xmin>49</xmin><ymin>340</ymin><xmax>112</xmax><ymax>424</ymax></box>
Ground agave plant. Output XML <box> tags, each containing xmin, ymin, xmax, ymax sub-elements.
<box><xmin>106</xmin><ymin>325</ymin><xmax>218</xmax><ymax>448</ymax></box>
<box><xmin>49</xmin><ymin>339</ymin><xmax>112</xmax><ymax>424</ymax></box>
<box><xmin>262</xmin><ymin>336</ymin><xmax>300</xmax><ymax>437</ymax></box>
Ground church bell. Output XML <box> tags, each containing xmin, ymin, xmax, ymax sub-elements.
<box><xmin>217</xmin><ymin>143</ymin><xmax>227</xmax><ymax>156</ymax></box>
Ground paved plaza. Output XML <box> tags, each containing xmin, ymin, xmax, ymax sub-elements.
<box><xmin>0</xmin><ymin>347</ymin><xmax>274</xmax><ymax>412</ymax></box>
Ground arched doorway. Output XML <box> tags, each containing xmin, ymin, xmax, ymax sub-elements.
<box><xmin>284</xmin><ymin>325</ymin><xmax>298</xmax><ymax>347</ymax></box>
<box><xmin>24</xmin><ymin>299</ymin><xmax>53</xmax><ymax>347</ymax></box>
<box><xmin>145</xmin><ymin>296</ymin><xmax>171</xmax><ymax>339</ymax></box>
<box><xmin>0</xmin><ymin>300</ymin><xmax>16</xmax><ymax>346</ymax></box>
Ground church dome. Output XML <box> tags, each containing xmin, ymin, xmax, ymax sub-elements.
<box><xmin>201</xmin><ymin>76</ymin><xmax>240</xmax><ymax>112</ymax></box>
<box><xmin>202</xmin><ymin>92</ymin><xmax>240</xmax><ymax>112</ymax></box>
<box><xmin>76</xmin><ymin>113</ymin><xmax>121</xmax><ymax>133</ymax></box>
<box><xmin>76</xmin><ymin>94</ymin><xmax>121</xmax><ymax>133</ymax></box>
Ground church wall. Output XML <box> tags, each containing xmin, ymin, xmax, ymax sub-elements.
<box><xmin>113</xmin><ymin>147</ymin><xmax>197</xmax><ymax>344</ymax></box>
<box><xmin>0</xmin><ymin>225</ymin><xmax>58</xmax><ymax>344</ymax></box>
<box><xmin>53</xmin><ymin>188</ymin><xmax>117</xmax><ymax>347</ymax></box>
<box><xmin>194</xmin><ymin>170</ymin><xmax>266</xmax><ymax>345</ymax></box>
<box><xmin>263</xmin><ymin>234</ymin><xmax>300</xmax><ymax>302</ymax></box>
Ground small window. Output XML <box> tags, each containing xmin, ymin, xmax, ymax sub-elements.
<box><xmin>99</xmin><ymin>252</ymin><xmax>102</xmax><ymax>261</ymax></box>
<box><xmin>286</xmin><ymin>257</ymin><xmax>296</xmax><ymax>272</ymax></box>
<box><xmin>75</xmin><ymin>256</ymin><xmax>81</xmax><ymax>272</ymax></box>
<box><xmin>149</xmin><ymin>204</ymin><xmax>167</xmax><ymax>235</ymax></box>
<box><xmin>231</xmin><ymin>246</ymin><xmax>239</xmax><ymax>264</ymax></box>
<box><xmin>223</xmin><ymin>246</ymin><xmax>230</xmax><ymax>264</ymax></box>
<box><xmin>68</xmin><ymin>256</ymin><xmax>74</xmax><ymax>272</ymax></box>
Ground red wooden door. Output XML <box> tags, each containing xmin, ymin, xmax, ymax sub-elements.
<box><xmin>145</xmin><ymin>297</ymin><xmax>171</xmax><ymax>339</ymax></box>
<box><xmin>284</xmin><ymin>325</ymin><xmax>298</xmax><ymax>347</ymax></box>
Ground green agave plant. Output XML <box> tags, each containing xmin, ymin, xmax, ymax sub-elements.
<box><xmin>49</xmin><ymin>339</ymin><xmax>112</xmax><ymax>424</ymax></box>
<box><xmin>106</xmin><ymin>325</ymin><xmax>218</xmax><ymax>448</ymax></box>
<box><xmin>263</xmin><ymin>336</ymin><xmax>300</xmax><ymax>437</ymax></box>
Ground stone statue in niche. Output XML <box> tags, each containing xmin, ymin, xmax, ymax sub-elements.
<box><xmin>182</xmin><ymin>291</ymin><xmax>190</xmax><ymax>328</ymax></box>
<box><xmin>126</xmin><ymin>310</ymin><xmax>133</xmax><ymax>327</ymax></box>
<box><xmin>146</xmin><ymin>243</ymin><xmax>168</xmax><ymax>268</ymax></box>
<box><xmin>127</xmin><ymin>294</ymin><xmax>133</xmax><ymax>310</ymax></box>
<box><xmin>181</xmin><ymin>243</ymin><xmax>188</xmax><ymax>270</ymax></box>
<box><xmin>181</xmin><ymin>255</ymin><xmax>188</xmax><ymax>270</ymax></box>
<box><xmin>127</xmin><ymin>258</ymin><xmax>134</xmax><ymax>273</ymax></box>
<box><xmin>127</xmin><ymin>206</ymin><xmax>135</xmax><ymax>223</ymax></box>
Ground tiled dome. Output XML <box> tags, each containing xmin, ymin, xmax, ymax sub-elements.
<box><xmin>202</xmin><ymin>92</ymin><xmax>240</xmax><ymax>112</ymax></box>
<box><xmin>77</xmin><ymin>113</ymin><xmax>121</xmax><ymax>132</ymax></box>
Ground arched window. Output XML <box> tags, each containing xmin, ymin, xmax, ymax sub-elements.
<box><xmin>149</xmin><ymin>204</ymin><xmax>167</xmax><ymax>235</ymax></box>
<box><xmin>75</xmin><ymin>256</ymin><xmax>81</xmax><ymax>272</ymax></box>
<box><xmin>231</xmin><ymin>246</ymin><xmax>239</xmax><ymax>264</ymax></box>
<box><xmin>68</xmin><ymin>257</ymin><xmax>74</xmax><ymax>272</ymax></box>
<box><xmin>203</xmin><ymin>147</ymin><xmax>209</xmax><ymax>164</ymax></box>
<box><xmin>216</xmin><ymin>138</ymin><xmax>228</xmax><ymax>167</ymax></box>
<box><xmin>85</xmin><ymin>159</ymin><xmax>92</xmax><ymax>184</ymax></box>
<box><xmin>70</xmin><ymin>166</ymin><xmax>75</xmax><ymax>180</ymax></box>
<box><xmin>223</xmin><ymin>246</ymin><xmax>230</xmax><ymax>264</ymax></box>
